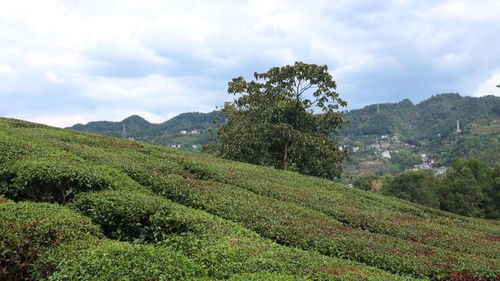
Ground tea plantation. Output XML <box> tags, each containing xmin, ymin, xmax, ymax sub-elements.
<box><xmin>0</xmin><ymin>118</ymin><xmax>498</xmax><ymax>280</ymax></box>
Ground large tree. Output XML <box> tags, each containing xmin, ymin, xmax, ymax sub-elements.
<box><xmin>210</xmin><ymin>62</ymin><xmax>347</xmax><ymax>179</ymax></box>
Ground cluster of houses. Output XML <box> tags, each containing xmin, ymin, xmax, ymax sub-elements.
<box><xmin>166</xmin><ymin>128</ymin><xmax>205</xmax><ymax>151</ymax></box>
<box><xmin>170</xmin><ymin>144</ymin><xmax>201</xmax><ymax>150</ymax></box>
<box><xmin>406</xmin><ymin>153</ymin><xmax>447</xmax><ymax>175</ymax></box>
<box><xmin>178</xmin><ymin>129</ymin><xmax>203</xmax><ymax>135</ymax></box>
<box><xmin>369</xmin><ymin>135</ymin><xmax>403</xmax><ymax>159</ymax></box>
<box><xmin>351</xmin><ymin>134</ymin><xmax>448</xmax><ymax>175</ymax></box>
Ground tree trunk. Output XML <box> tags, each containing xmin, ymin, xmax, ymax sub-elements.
<box><xmin>282</xmin><ymin>142</ymin><xmax>289</xmax><ymax>170</ymax></box>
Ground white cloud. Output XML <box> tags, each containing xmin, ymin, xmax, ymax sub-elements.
<box><xmin>0</xmin><ymin>0</ymin><xmax>499</xmax><ymax>126</ymax></box>
<box><xmin>45</xmin><ymin>71</ymin><xmax>64</xmax><ymax>83</ymax></box>
<box><xmin>423</xmin><ymin>0</ymin><xmax>500</xmax><ymax>22</ymax></box>
<box><xmin>474</xmin><ymin>72</ymin><xmax>500</xmax><ymax>97</ymax></box>
<box><xmin>0</xmin><ymin>65</ymin><xmax>17</xmax><ymax>76</ymax></box>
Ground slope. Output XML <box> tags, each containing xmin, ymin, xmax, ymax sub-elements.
<box><xmin>1</xmin><ymin>118</ymin><xmax>499</xmax><ymax>280</ymax></box>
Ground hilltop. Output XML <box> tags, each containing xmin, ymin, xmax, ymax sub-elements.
<box><xmin>68</xmin><ymin>94</ymin><xmax>500</xmax><ymax>177</ymax></box>
<box><xmin>1</xmin><ymin>117</ymin><xmax>499</xmax><ymax>280</ymax></box>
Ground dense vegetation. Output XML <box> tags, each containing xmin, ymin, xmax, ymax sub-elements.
<box><xmin>70</xmin><ymin>111</ymin><xmax>219</xmax><ymax>150</ymax></box>
<box><xmin>209</xmin><ymin>62</ymin><xmax>347</xmax><ymax>179</ymax></box>
<box><xmin>340</xmin><ymin>94</ymin><xmax>499</xmax><ymax>176</ymax></box>
<box><xmin>372</xmin><ymin>159</ymin><xmax>499</xmax><ymax>219</ymax></box>
<box><xmin>1</xmin><ymin>118</ymin><xmax>499</xmax><ymax>280</ymax></box>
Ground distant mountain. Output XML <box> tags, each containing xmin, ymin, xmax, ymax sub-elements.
<box><xmin>69</xmin><ymin>111</ymin><xmax>219</xmax><ymax>150</ymax></box>
<box><xmin>338</xmin><ymin>93</ymin><xmax>500</xmax><ymax>178</ymax></box>
<box><xmin>68</xmin><ymin>94</ymin><xmax>499</xmax><ymax>176</ymax></box>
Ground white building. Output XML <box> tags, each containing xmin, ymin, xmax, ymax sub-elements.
<box><xmin>435</xmin><ymin>166</ymin><xmax>447</xmax><ymax>175</ymax></box>
<box><xmin>381</xmin><ymin>151</ymin><xmax>391</xmax><ymax>159</ymax></box>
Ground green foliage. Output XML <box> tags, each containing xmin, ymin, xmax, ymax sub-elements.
<box><xmin>382</xmin><ymin>171</ymin><xmax>441</xmax><ymax>208</ymax></box>
<box><xmin>439</xmin><ymin>158</ymin><xmax>498</xmax><ymax>218</ymax></box>
<box><xmin>0</xmin><ymin>154</ymin><xmax>137</xmax><ymax>204</ymax></box>
<box><xmin>0</xmin><ymin>201</ymin><xmax>102</xmax><ymax>280</ymax></box>
<box><xmin>43</xmin><ymin>240</ymin><xmax>207</xmax><ymax>281</ymax></box>
<box><xmin>390</xmin><ymin>151</ymin><xmax>421</xmax><ymax>171</ymax></box>
<box><xmin>227</xmin><ymin>273</ymin><xmax>307</xmax><ymax>280</ymax></box>
<box><xmin>353</xmin><ymin>173</ymin><xmax>381</xmax><ymax>190</ymax></box>
<box><xmin>380</xmin><ymin>159</ymin><xmax>499</xmax><ymax>219</ymax></box>
<box><xmin>211</xmin><ymin>62</ymin><xmax>347</xmax><ymax>179</ymax></box>
<box><xmin>70</xmin><ymin>190</ymin><xmax>192</xmax><ymax>243</ymax></box>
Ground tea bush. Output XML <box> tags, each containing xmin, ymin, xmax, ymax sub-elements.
<box><xmin>70</xmin><ymin>190</ymin><xmax>192</xmax><ymax>242</ymax></box>
<box><xmin>42</xmin><ymin>240</ymin><xmax>207</xmax><ymax>281</ymax></box>
<box><xmin>70</xmin><ymin>190</ymin><xmax>409</xmax><ymax>280</ymax></box>
<box><xmin>0</xmin><ymin>201</ymin><xmax>102</xmax><ymax>280</ymax></box>
<box><xmin>0</xmin><ymin>155</ymin><xmax>140</xmax><ymax>204</ymax></box>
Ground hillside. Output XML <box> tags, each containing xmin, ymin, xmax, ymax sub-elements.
<box><xmin>68</xmin><ymin>94</ymin><xmax>500</xmax><ymax>178</ymax></box>
<box><xmin>1</xmin><ymin>117</ymin><xmax>499</xmax><ymax>280</ymax></box>
<box><xmin>70</xmin><ymin>111</ymin><xmax>219</xmax><ymax>151</ymax></box>
<box><xmin>339</xmin><ymin>93</ymin><xmax>500</xmax><ymax>178</ymax></box>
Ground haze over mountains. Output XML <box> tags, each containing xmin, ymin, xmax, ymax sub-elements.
<box><xmin>68</xmin><ymin>93</ymin><xmax>500</xmax><ymax>177</ymax></box>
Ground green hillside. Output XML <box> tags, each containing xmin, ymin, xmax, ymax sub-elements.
<box><xmin>338</xmin><ymin>94</ymin><xmax>499</xmax><ymax>178</ymax></box>
<box><xmin>70</xmin><ymin>111</ymin><xmax>219</xmax><ymax>151</ymax></box>
<box><xmin>1</xmin><ymin>118</ymin><xmax>499</xmax><ymax>280</ymax></box>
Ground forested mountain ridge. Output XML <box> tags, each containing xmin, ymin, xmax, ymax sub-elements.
<box><xmin>70</xmin><ymin>111</ymin><xmax>219</xmax><ymax>150</ymax></box>
<box><xmin>338</xmin><ymin>94</ymin><xmax>499</xmax><ymax>178</ymax></box>
<box><xmin>341</xmin><ymin>93</ymin><xmax>498</xmax><ymax>142</ymax></box>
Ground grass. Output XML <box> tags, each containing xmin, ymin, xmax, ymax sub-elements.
<box><xmin>0</xmin><ymin>117</ymin><xmax>498</xmax><ymax>280</ymax></box>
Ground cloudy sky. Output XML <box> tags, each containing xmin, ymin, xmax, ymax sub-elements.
<box><xmin>1</xmin><ymin>0</ymin><xmax>499</xmax><ymax>127</ymax></box>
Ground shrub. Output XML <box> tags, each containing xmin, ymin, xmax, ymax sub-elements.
<box><xmin>0</xmin><ymin>201</ymin><xmax>102</xmax><ymax>280</ymax></box>
<box><xmin>42</xmin><ymin>240</ymin><xmax>207</xmax><ymax>281</ymax></box>
<box><xmin>227</xmin><ymin>273</ymin><xmax>307</xmax><ymax>280</ymax></box>
<box><xmin>70</xmin><ymin>190</ymin><xmax>192</xmax><ymax>242</ymax></box>
<box><xmin>0</xmin><ymin>155</ymin><xmax>139</xmax><ymax>204</ymax></box>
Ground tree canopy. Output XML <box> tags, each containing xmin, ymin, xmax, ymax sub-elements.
<box><xmin>379</xmin><ymin>158</ymin><xmax>499</xmax><ymax>219</ymax></box>
<box><xmin>209</xmin><ymin>62</ymin><xmax>347</xmax><ymax>179</ymax></box>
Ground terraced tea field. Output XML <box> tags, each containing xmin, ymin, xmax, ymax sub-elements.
<box><xmin>0</xmin><ymin>118</ymin><xmax>498</xmax><ymax>280</ymax></box>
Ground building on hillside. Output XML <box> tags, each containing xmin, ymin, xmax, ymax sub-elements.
<box><xmin>435</xmin><ymin>166</ymin><xmax>447</xmax><ymax>175</ymax></box>
<box><xmin>381</xmin><ymin>150</ymin><xmax>391</xmax><ymax>159</ymax></box>
<box><xmin>179</xmin><ymin>130</ymin><xmax>187</xmax><ymax>135</ymax></box>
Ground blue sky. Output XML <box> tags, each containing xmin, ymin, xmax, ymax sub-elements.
<box><xmin>1</xmin><ymin>0</ymin><xmax>499</xmax><ymax>127</ymax></box>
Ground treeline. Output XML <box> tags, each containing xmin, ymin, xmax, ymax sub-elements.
<box><xmin>355</xmin><ymin>158</ymin><xmax>500</xmax><ymax>219</ymax></box>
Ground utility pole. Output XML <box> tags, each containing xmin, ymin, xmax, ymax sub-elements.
<box><xmin>122</xmin><ymin>124</ymin><xmax>126</xmax><ymax>139</ymax></box>
<box><xmin>376</xmin><ymin>104</ymin><xmax>380</xmax><ymax>114</ymax></box>
<box><xmin>456</xmin><ymin>120</ymin><xmax>461</xmax><ymax>134</ymax></box>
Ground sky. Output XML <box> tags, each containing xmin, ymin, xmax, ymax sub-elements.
<box><xmin>1</xmin><ymin>0</ymin><xmax>499</xmax><ymax>127</ymax></box>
